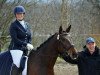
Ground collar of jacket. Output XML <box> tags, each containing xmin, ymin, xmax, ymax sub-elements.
<box><xmin>83</xmin><ymin>46</ymin><xmax>100</xmax><ymax>56</ymax></box>
<box><xmin>15</xmin><ymin>20</ymin><xmax>28</xmax><ymax>32</ymax></box>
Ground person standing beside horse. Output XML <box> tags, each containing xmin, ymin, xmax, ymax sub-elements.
<box><xmin>61</xmin><ymin>37</ymin><xmax>100</xmax><ymax>75</ymax></box>
<box><xmin>8</xmin><ymin>5</ymin><xmax>34</xmax><ymax>75</ymax></box>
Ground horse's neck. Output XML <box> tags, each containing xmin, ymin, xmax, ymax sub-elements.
<box><xmin>36</xmin><ymin>34</ymin><xmax>58</xmax><ymax>56</ymax></box>
<box><xmin>28</xmin><ymin>34</ymin><xmax>59</xmax><ymax>68</ymax></box>
<box><xmin>39</xmin><ymin>40</ymin><xmax>58</xmax><ymax>56</ymax></box>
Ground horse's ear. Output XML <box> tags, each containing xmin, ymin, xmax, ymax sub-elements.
<box><xmin>66</xmin><ymin>25</ymin><xmax>71</xmax><ymax>33</ymax></box>
<box><xmin>59</xmin><ymin>26</ymin><xmax>63</xmax><ymax>34</ymax></box>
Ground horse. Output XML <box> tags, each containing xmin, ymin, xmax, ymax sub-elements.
<box><xmin>0</xmin><ymin>25</ymin><xmax>77</xmax><ymax>75</ymax></box>
<box><xmin>27</xmin><ymin>25</ymin><xmax>77</xmax><ymax>75</ymax></box>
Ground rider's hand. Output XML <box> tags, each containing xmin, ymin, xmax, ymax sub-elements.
<box><xmin>27</xmin><ymin>43</ymin><xmax>34</xmax><ymax>50</ymax></box>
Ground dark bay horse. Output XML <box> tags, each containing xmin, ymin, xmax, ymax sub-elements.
<box><xmin>0</xmin><ymin>25</ymin><xmax>77</xmax><ymax>75</ymax></box>
<box><xmin>27</xmin><ymin>25</ymin><xmax>77</xmax><ymax>75</ymax></box>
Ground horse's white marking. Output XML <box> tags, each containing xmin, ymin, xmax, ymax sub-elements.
<box><xmin>57</xmin><ymin>34</ymin><xmax>59</xmax><ymax>40</ymax></box>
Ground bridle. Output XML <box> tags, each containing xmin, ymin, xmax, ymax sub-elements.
<box><xmin>57</xmin><ymin>34</ymin><xmax>74</xmax><ymax>54</ymax></box>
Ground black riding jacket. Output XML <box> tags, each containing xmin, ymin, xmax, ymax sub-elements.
<box><xmin>8</xmin><ymin>20</ymin><xmax>31</xmax><ymax>51</ymax></box>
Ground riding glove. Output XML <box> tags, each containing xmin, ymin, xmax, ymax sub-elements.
<box><xmin>26</xmin><ymin>43</ymin><xmax>34</xmax><ymax>50</ymax></box>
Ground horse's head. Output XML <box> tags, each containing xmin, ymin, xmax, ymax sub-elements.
<box><xmin>56</xmin><ymin>25</ymin><xmax>77</xmax><ymax>59</ymax></box>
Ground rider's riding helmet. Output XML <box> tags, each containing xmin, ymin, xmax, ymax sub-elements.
<box><xmin>14</xmin><ymin>5</ymin><xmax>25</xmax><ymax>15</ymax></box>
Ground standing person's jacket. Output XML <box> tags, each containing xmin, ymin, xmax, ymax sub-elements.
<box><xmin>61</xmin><ymin>46</ymin><xmax>100</xmax><ymax>75</ymax></box>
<box><xmin>8</xmin><ymin>20</ymin><xmax>32</xmax><ymax>51</ymax></box>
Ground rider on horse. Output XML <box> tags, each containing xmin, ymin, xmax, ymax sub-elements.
<box><xmin>8</xmin><ymin>5</ymin><xmax>34</xmax><ymax>75</ymax></box>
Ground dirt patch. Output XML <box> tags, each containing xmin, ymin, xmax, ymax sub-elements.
<box><xmin>54</xmin><ymin>58</ymin><xmax>78</xmax><ymax>75</ymax></box>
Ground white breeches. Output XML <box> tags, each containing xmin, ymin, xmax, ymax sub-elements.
<box><xmin>10</xmin><ymin>50</ymin><xmax>28</xmax><ymax>75</ymax></box>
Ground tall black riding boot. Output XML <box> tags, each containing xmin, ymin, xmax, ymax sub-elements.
<box><xmin>10</xmin><ymin>64</ymin><xmax>20</xmax><ymax>75</ymax></box>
